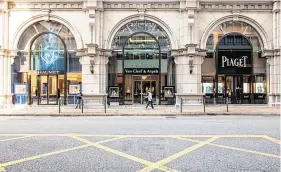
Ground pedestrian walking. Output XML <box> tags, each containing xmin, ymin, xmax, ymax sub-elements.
<box><xmin>145</xmin><ymin>90</ymin><xmax>154</xmax><ymax>109</ymax></box>
<box><xmin>75</xmin><ymin>91</ymin><xmax>83</xmax><ymax>109</ymax></box>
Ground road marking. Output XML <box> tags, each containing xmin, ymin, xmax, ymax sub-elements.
<box><xmin>0</xmin><ymin>137</ymin><xmax>123</xmax><ymax>167</ymax></box>
<box><xmin>0</xmin><ymin>134</ymin><xmax>267</xmax><ymax>138</ymax></box>
<box><xmin>0</xmin><ymin>166</ymin><xmax>5</xmax><ymax>172</ymax></box>
<box><xmin>138</xmin><ymin>137</ymin><xmax>219</xmax><ymax>172</ymax></box>
<box><xmin>176</xmin><ymin>137</ymin><xmax>281</xmax><ymax>159</ymax></box>
<box><xmin>0</xmin><ymin>136</ymin><xmax>32</xmax><ymax>142</ymax></box>
<box><xmin>70</xmin><ymin>136</ymin><xmax>178</xmax><ymax>172</ymax></box>
<box><xmin>263</xmin><ymin>135</ymin><xmax>281</xmax><ymax>145</ymax></box>
<box><xmin>0</xmin><ymin>144</ymin><xmax>91</xmax><ymax>167</ymax></box>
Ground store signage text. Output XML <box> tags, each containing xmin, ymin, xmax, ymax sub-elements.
<box><xmin>124</xmin><ymin>68</ymin><xmax>159</xmax><ymax>75</ymax></box>
<box><xmin>37</xmin><ymin>70</ymin><xmax>62</xmax><ymax>75</ymax></box>
<box><xmin>222</xmin><ymin>56</ymin><xmax>248</xmax><ymax>67</ymax></box>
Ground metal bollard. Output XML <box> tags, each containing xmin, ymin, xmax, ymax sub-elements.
<box><xmin>203</xmin><ymin>98</ymin><xmax>205</xmax><ymax>113</ymax></box>
<box><xmin>104</xmin><ymin>96</ymin><xmax>107</xmax><ymax>113</ymax></box>
<box><xmin>226</xmin><ymin>98</ymin><xmax>229</xmax><ymax>112</ymax></box>
<box><xmin>82</xmin><ymin>99</ymin><xmax>84</xmax><ymax>113</ymax></box>
<box><xmin>180</xmin><ymin>98</ymin><xmax>183</xmax><ymax>113</ymax></box>
<box><xmin>59</xmin><ymin>99</ymin><xmax>61</xmax><ymax>113</ymax></box>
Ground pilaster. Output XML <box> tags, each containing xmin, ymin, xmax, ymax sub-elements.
<box><xmin>172</xmin><ymin>45</ymin><xmax>204</xmax><ymax>105</ymax></box>
<box><xmin>78</xmin><ymin>44</ymin><xmax>110</xmax><ymax>106</ymax></box>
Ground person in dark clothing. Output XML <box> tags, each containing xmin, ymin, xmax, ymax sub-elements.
<box><xmin>57</xmin><ymin>88</ymin><xmax>61</xmax><ymax>99</ymax></box>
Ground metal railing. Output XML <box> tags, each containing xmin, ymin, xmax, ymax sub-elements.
<box><xmin>59</xmin><ymin>96</ymin><xmax>107</xmax><ymax>113</ymax></box>
<box><xmin>180</xmin><ymin>97</ymin><xmax>229</xmax><ymax>113</ymax></box>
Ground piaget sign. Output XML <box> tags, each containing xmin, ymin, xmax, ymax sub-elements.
<box><xmin>222</xmin><ymin>56</ymin><xmax>248</xmax><ymax>67</ymax></box>
<box><xmin>217</xmin><ymin>50</ymin><xmax>252</xmax><ymax>75</ymax></box>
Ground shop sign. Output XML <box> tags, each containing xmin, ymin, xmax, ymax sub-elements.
<box><xmin>222</xmin><ymin>56</ymin><xmax>248</xmax><ymax>67</ymax></box>
<box><xmin>217</xmin><ymin>50</ymin><xmax>252</xmax><ymax>74</ymax></box>
<box><xmin>37</xmin><ymin>70</ymin><xmax>63</xmax><ymax>75</ymax></box>
<box><xmin>124</xmin><ymin>68</ymin><xmax>159</xmax><ymax>75</ymax></box>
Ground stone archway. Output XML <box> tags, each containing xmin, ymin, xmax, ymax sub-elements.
<box><xmin>200</xmin><ymin>15</ymin><xmax>271</xmax><ymax>51</ymax></box>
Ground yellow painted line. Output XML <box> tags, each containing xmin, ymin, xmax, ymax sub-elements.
<box><xmin>0</xmin><ymin>144</ymin><xmax>91</xmax><ymax>167</ymax></box>
<box><xmin>138</xmin><ymin>137</ymin><xmax>219</xmax><ymax>172</ymax></box>
<box><xmin>0</xmin><ymin>166</ymin><xmax>6</xmax><ymax>172</ymax></box>
<box><xmin>0</xmin><ymin>134</ymin><xmax>266</xmax><ymax>138</ymax></box>
<box><xmin>70</xmin><ymin>136</ymin><xmax>178</xmax><ymax>172</ymax></box>
<box><xmin>176</xmin><ymin>137</ymin><xmax>281</xmax><ymax>159</ymax></box>
<box><xmin>263</xmin><ymin>135</ymin><xmax>281</xmax><ymax>145</ymax></box>
<box><xmin>0</xmin><ymin>137</ymin><xmax>123</xmax><ymax>167</ymax></box>
<box><xmin>0</xmin><ymin>136</ymin><xmax>32</xmax><ymax>142</ymax></box>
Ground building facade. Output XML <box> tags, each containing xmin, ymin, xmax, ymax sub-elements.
<box><xmin>0</xmin><ymin>0</ymin><xmax>280</xmax><ymax>106</ymax></box>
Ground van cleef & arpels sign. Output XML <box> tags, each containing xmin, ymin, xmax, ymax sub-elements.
<box><xmin>217</xmin><ymin>50</ymin><xmax>252</xmax><ymax>74</ymax></box>
<box><xmin>124</xmin><ymin>68</ymin><xmax>159</xmax><ymax>75</ymax></box>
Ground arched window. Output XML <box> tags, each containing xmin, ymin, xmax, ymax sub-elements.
<box><xmin>108</xmin><ymin>20</ymin><xmax>175</xmax><ymax>105</ymax></box>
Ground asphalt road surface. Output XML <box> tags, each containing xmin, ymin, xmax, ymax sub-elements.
<box><xmin>0</xmin><ymin>116</ymin><xmax>280</xmax><ymax>172</ymax></box>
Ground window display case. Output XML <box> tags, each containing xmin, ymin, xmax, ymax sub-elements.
<box><xmin>253</xmin><ymin>75</ymin><xmax>266</xmax><ymax>104</ymax></box>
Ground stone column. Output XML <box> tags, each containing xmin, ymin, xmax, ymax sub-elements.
<box><xmin>78</xmin><ymin>44</ymin><xmax>109</xmax><ymax>106</ymax></box>
<box><xmin>172</xmin><ymin>47</ymin><xmax>204</xmax><ymax>106</ymax></box>
<box><xmin>0</xmin><ymin>50</ymin><xmax>4</xmax><ymax>105</ymax></box>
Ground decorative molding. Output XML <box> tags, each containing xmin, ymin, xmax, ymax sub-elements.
<box><xmin>232</xmin><ymin>11</ymin><xmax>240</xmax><ymax>21</ymax></box>
<box><xmin>8</xmin><ymin>2</ymin><xmax>83</xmax><ymax>10</ymax></box>
<box><xmin>103</xmin><ymin>2</ymin><xmax>180</xmax><ymax>10</ymax></box>
<box><xmin>200</xmin><ymin>3</ymin><xmax>273</xmax><ymax>11</ymax></box>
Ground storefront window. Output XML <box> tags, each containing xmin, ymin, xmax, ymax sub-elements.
<box><xmin>109</xmin><ymin>20</ymin><xmax>174</xmax><ymax>105</ymax></box>
<box><xmin>202</xmin><ymin>77</ymin><xmax>214</xmax><ymax>94</ymax></box>
<box><xmin>254</xmin><ymin>75</ymin><xmax>266</xmax><ymax>93</ymax></box>
<box><xmin>218</xmin><ymin>76</ymin><xmax>224</xmax><ymax>94</ymax></box>
<box><xmin>243</xmin><ymin>76</ymin><xmax>251</xmax><ymax>93</ymax></box>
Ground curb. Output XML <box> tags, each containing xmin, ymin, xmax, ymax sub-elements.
<box><xmin>0</xmin><ymin>113</ymin><xmax>279</xmax><ymax>116</ymax></box>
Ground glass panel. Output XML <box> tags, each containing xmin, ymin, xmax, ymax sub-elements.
<box><xmin>112</xmin><ymin>20</ymin><xmax>170</xmax><ymax>51</ymax></box>
<box><xmin>254</xmin><ymin>76</ymin><xmax>266</xmax><ymax>93</ymax></box>
<box><xmin>48</xmin><ymin>76</ymin><xmax>58</xmax><ymax>104</ymax></box>
<box><xmin>218</xmin><ymin>76</ymin><xmax>224</xmax><ymax>94</ymax></box>
<box><xmin>40</xmin><ymin>76</ymin><xmax>48</xmax><ymax>104</ymax></box>
<box><xmin>243</xmin><ymin>76</ymin><xmax>250</xmax><ymax>93</ymax></box>
<box><xmin>31</xmin><ymin>33</ymin><xmax>65</xmax><ymax>71</ymax></box>
<box><xmin>206</xmin><ymin>21</ymin><xmax>261</xmax><ymax>54</ymax></box>
<box><xmin>202</xmin><ymin>76</ymin><xmax>214</xmax><ymax>94</ymax></box>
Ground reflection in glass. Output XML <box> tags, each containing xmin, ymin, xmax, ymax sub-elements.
<box><xmin>243</xmin><ymin>76</ymin><xmax>250</xmax><ymax>93</ymax></box>
<box><xmin>255</xmin><ymin>76</ymin><xmax>266</xmax><ymax>93</ymax></box>
<box><xmin>218</xmin><ymin>76</ymin><xmax>224</xmax><ymax>93</ymax></box>
<box><xmin>202</xmin><ymin>77</ymin><xmax>214</xmax><ymax>94</ymax></box>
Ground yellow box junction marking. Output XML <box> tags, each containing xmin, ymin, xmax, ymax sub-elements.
<box><xmin>0</xmin><ymin>166</ymin><xmax>6</xmax><ymax>172</ymax></box>
<box><xmin>0</xmin><ymin>136</ymin><xmax>32</xmax><ymax>142</ymax></box>
<box><xmin>138</xmin><ymin>137</ymin><xmax>220</xmax><ymax>172</ymax></box>
<box><xmin>70</xmin><ymin>136</ymin><xmax>179</xmax><ymax>172</ymax></box>
<box><xmin>262</xmin><ymin>135</ymin><xmax>281</xmax><ymax>145</ymax></box>
<box><xmin>176</xmin><ymin>137</ymin><xmax>281</xmax><ymax>159</ymax></box>
<box><xmin>0</xmin><ymin>134</ymin><xmax>279</xmax><ymax>171</ymax></box>
<box><xmin>0</xmin><ymin>137</ymin><xmax>124</xmax><ymax>167</ymax></box>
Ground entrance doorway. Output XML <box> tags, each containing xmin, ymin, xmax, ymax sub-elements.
<box><xmin>132</xmin><ymin>75</ymin><xmax>157</xmax><ymax>104</ymax></box>
<box><xmin>36</xmin><ymin>75</ymin><xmax>59</xmax><ymax>105</ymax></box>
<box><xmin>225</xmin><ymin>75</ymin><xmax>243</xmax><ymax>104</ymax></box>
<box><xmin>123</xmin><ymin>75</ymin><xmax>158</xmax><ymax>105</ymax></box>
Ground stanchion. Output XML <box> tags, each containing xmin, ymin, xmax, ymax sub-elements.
<box><xmin>226</xmin><ymin>98</ymin><xmax>228</xmax><ymax>112</ymax></box>
<box><xmin>104</xmin><ymin>96</ymin><xmax>107</xmax><ymax>113</ymax></box>
<box><xmin>82</xmin><ymin>99</ymin><xmax>84</xmax><ymax>113</ymax></box>
<box><xmin>203</xmin><ymin>97</ymin><xmax>206</xmax><ymax>113</ymax></box>
<box><xmin>180</xmin><ymin>98</ymin><xmax>183</xmax><ymax>113</ymax></box>
<box><xmin>59</xmin><ymin>99</ymin><xmax>61</xmax><ymax>113</ymax></box>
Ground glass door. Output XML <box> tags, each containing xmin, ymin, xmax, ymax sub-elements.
<box><xmin>37</xmin><ymin>75</ymin><xmax>58</xmax><ymax>105</ymax></box>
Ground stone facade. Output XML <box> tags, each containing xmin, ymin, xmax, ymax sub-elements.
<box><xmin>0</xmin><ymin>0</ymin><xmax>280</xmax><ymax>106</ymax></box>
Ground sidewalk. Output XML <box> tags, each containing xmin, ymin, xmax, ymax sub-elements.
<box><xmin>0</xmin><ymin>105</ymin><xmax>279</xmax><ymax>116</ymax></box>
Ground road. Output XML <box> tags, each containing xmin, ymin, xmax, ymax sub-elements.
<box><xmin>0</xmin><ymin>116</ymin><xmax>280</xmax><ymax>172</ymax></box>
